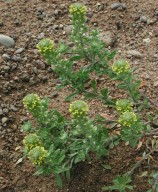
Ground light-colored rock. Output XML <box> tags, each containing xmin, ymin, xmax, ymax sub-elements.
<box><xmin>111</xmin><ymin>3</ymin><xmax>122</xmax><ymax>10</ymax></box>
<box><xmin>64</xmin><ymin>25</ymin><xmax>72</xmax><ymax>35</ymax></box>
<box><xmin>0</xmin><ymin>34</ymin><xmax>15</xmax><ymax>47</ymax></box>
<box><xmin>140</xmin><ymin>16</ymin><xmax>147</xmax><ymax>23</ymax></box>
<box><xmin>2</xmin><ymin>117</ymin><xmax>8</xmax><ymax>124</ymax></box>
<box><xmin>99</xmin><ymin>31</ymin><xmax>116</xmax><ymax>47</ymax></box>
<box><xmin>127</xmin><ymin>50</ymin><xmax>143</xmax><ymax>58</ymax></box>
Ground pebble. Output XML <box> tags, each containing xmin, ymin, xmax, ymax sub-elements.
<box><xmin>2</xmin><ymin>117</ymin><xmax>8</xmax><ymax>124</ymax></box>
<box><xmin>140</xmin><ymin>16</ymin><xmax>147</xmax><ymax>23</ymax></box>
<box><xmin>15</xmin><ymin>48</ymin><xmax>24</xmax><ymax>54</ymax></box>
<box><xmin>64</xmin><ymin>25</ymin><xmax>72</xmax><ymax>35</ymax></box>
<box><xmin>111</xmin><ymin>3</ymin><xmax>122</xmax><ymax>10</ymax></box>
<box><xmin>127</xmin><ymin>50</ymin><xmax>143</xmax><ymax>58</ymax></box>
<box><xmin>50</xmin><ymin>92</ymin><xmax>59</xmax><ymax>98</ymax></box>
<box><xmin>0</xmin><ymin>34</ymin><xmax>15</xmax><ymax>47</ymax></box>
<box><xmin>10</xmin><ymin>105</ymin><xmax>19</xmax><ymax>112</ymax></box>
<box><xmin>3</xmin><ymin>66</ymin><xmax>10</xmax><ymax>72</ymax></box>
<box><xmin>38</xmin><ymin>32</ymin><xmax>45</xmax><ymax>40</ymax></box>
<box><xmin>21</xmin><ymin>73</ymin><xmax>30</xmax><ymax>82</ymax></box>
<box><xmin>99</xmin><ymin>31</ymin><xmax>116</xmax><ymax>47</ymax></box>
<box><xmin>3</xmin><ymin>108</ymin><xmax>9</xmax><ymax>114</ymax></box>
<box><xmin>12</xmin><ymin>55</ymin><xmax>22</xmax><ymax>62</ymax></box>
<box><xmin>0</xmin><ymin>108</ymin><xmax>3</xmax><ymax>115</ymax></box>
<box><xmin>2</xmin><ymin>54</ymin><xmax>10</xmax><ymax>61</ymax></box>
<box><xmin>154</xmin><ymin>81</ymin><xmax>158</xmax><ymax>87</ymax></box>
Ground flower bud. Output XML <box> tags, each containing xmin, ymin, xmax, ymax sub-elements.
<box><xmin>112</xmin><ymin>60</ymin><xmax>130</xmax><ymax>75</ymax></box>
<box><xmin>23</xmin><ymin>94</ymin><xmax>41</xmax><ymax>114</ymax></box>
<box><xmin>69</xmin><ymin>100</ymin><xmax>89</xmax><ymax>118</ymax></box>
<box><xmin>116</xmin><ymin>99</ymin><xmax>133</xmax><ymax>113</ymax></box>
<box><xmin>69</xmin><ymin>3</ymin><xmax>87</xmax><ymax>17</ymax></box>
<box><xmin>23</xmin><ymin>133</ymin><xmax>41</xmax><ymax>151</ymax></box>
<box><xmin>118</xmin><ymin>111</ymin><xmax>137</xmax><ymax>127</ymax></box>
<box><xmin>28</xmin><ymin>146</ymin><xmax>48</xmax><ymax>165</ymax></box>
<box><xmin>37</xmin><ymin>38</ymin><xmax>54</xmax><ymax>56</ymax></box>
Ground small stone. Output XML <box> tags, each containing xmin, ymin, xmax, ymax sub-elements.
<box><xmin>2</xmin><ymin>54</ymin><xmax>10</xmax><ymax>61</ymax></box>
<box><xmin>21</xmin><ymin>73</ymin><xmax>30</xmax><ymax>82</ymax></box>
<box><xmin>53</xmin><ymin>24</ymin><xmax>59</xmax><ymax>30</ymax></box>
<box><xmin>38</xmin><ymin>32</ymin><xmax>45</xmax><ymax>40</ymax></box>
<box><xmin>54</xmin><ymin>9</ymin><xmax>59</xmax><ymax>15</ymax></box>
<box><xmin>0</xmin><ymin>34</ymin><xmax>15</xmax><ymax>48</ymax></box>
<box><xmin>143</xmin><ymin>38</ymin><xmax>151</xmax><ymax>44</ymax></box>
<box><xmin>33</xmin><ymin>67</ymin><xmax>38</xmax><ymax>74</ymax></box>
<box><xmin>64</xmin><ymin>25</ymin><xmax>72</xmax><ymax>35</ymax></box>
<box><xmin>3</xmin><ymin>108</ymin><xmax>9</xmax><ymax>114</ymax></box>
<box><xmin>12</xmin><ymin>55</ymin><xmax>22</xmax><ymax>62</ymax></box>
<box><xmin>2</xmin><ymin>117</ymin><xmax>8</xmax><ymax>124</ymax></box>
<box><xmin>50</xmin><ymin>92</ymin><xmax>59</xmax><ymax>98</ymax></box>
<box><xmin>154</xmin><ymin>81</ymin><xmax>158</xmax><ymax>87</ymax></box>
<box><xmin>10</xmin><ymin>105</ymin><xmax>19</xmax><ymax>112</ymax></box>
<box><xmin>140</xmin><ymin>16</ymin><xmax>147</xmax><ymax>23</ymax></box>
<box><xmin>86</xmin><ymin>12</ymin><xmax>93</xmax><ymax>18</ymax></box>
<box><xmin>99</xmin><ymin>31</ymin><xmax>116</xmax><ymax>47</ymax></box>
<box><xmin>15</xmin><ymin>48</ymin><xmax>24</xmax><ymax>54</ymax></box>
<box><xmin>0</xmin><ymin>108</ymin><xmax>3</xmax><ymax>115</ymax></box>
<box><xmin>3</xmin><ymin>66</ymin><xmax>10</xmax><ymax>72</ymax></box>
<box><xmin>127</xmin><ymin>50</ymin><xmax>143</xmax><ymax>58</ymax></box>
<box><xmin>111</xmin><ymin>3</ymin><xmax>122</xmax><ymax>10</ymax></box>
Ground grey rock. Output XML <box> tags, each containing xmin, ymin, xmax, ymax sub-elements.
<box><xmin>0</xmin><ymin>34</ymin><xmax>15</xmax><ymax>47</ymax></box>
<box><xmin>21</xmin><ymin>73</ymin><xmax>30</xmax><ymax>82</ymax></box>
<box><xmin>38</xmin><ymin>32</ymin><xmax>45</xmax><ymax>40</ymax></box>
<box><xmin>127</xmin><ymin>50</ymin><xmax>143</xmax><ymax>58</ymax></box>
<box><xmin>12</xmin><ymin>55</ymin><xmax>22</xmax><ymax>62</ymax></box>
<box><xmin>15</xmin><ymin>48</ymin><xmax>24</xmax><ymax>54</ymax></box>
<box><xmin>86</xmin><ymin>12</ymin><xmax>93</xmax><ymax>18</ymax></box>
<box><xmin>53</xmin><ymin>24</ymin><xmax>59</xmax><ymax>30</ymax></box>
<box><xmin>99</xmin><ymin>31</ymin><xmax>116</xmax><ymax>47</ymax></box>
<box><xmin>29</xmin><ymin>77</ymin><xmax>39</xmax><ymax>85</ymax></box>
<box><xmin>3</xmin><ymin>108</ymin><xmax>9</xmax><ymax>114</ymax></box>
<box><xmin>50</xmin><ymin>92</ymin><xmax>59</xmax><ymax>98</ymax></box>
<box><xmin>154</xmin><ymin>81</ymin><xmax>158</xmax><ymax>87</ymax></box>
<box><xmin>2</xmin><ymin>54</ymin><xmax>10</xmax><ymax>61</ymax></box>
<box><xmin>111</xmin><ymin>3</ymin><xmax>122</xmax><ymax>10</ymax></box>
<box><xmin>140</xmin><ymin>16</ymin><xmax>147</xmax><ymax>23</ymax></box>
<box><xmin>10</xmin><ymin>105</ymin><xmax>18</xmax><ymax>112</ymax></box>
<box><xmin>0</xmin><ymin>108</ymin><xmax>3</xmax><ymax>115</ymax></box>
<box><xmin>3</xmin><ymin>66</ymin><xmax>10</xmax><ymax>72</ymax></box>
<box><xmin>33</xmin><ymin>67</ymin><xmax>38</xmax><ymax>74</ymax></box>
<box><xmin>64</xmin><ymin>25</ymin><xmax>72</xmax><ymax>35</ymax></box>
<box><xmin>2</xmin><ymin>117</ymin><xmax>8</xmax><ymax>124</ymax></box>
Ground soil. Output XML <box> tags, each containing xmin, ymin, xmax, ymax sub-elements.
<box><xmin>0</xmin><ymin>0</ymin><xmax>158</xmax><ymax>192</ymax></box>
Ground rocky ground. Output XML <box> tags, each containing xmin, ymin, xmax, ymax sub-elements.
<box><xmin>0</xmin><ymin>0</ymin><xmax>158</xmax><ymax>191</ymax></box>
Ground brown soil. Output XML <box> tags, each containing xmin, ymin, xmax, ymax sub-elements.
<box><xmin>0</xmin><ymin>0</ymin><xmax>158</xmax><ymax>192</ymax></box>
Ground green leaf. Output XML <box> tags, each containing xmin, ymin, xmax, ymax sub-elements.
<box><xmin>100</xmin><ymin>88</ymin><xmax>108</xmax><ymax>98</ymax></box>
<box><xmin>84</xmin><ymin>92</ymin><xmax>97</xmax><ymax>99</ymax></box>
<box><xmin>55</xmin><ymin>174</ymin><xmax>63</xmax><ymax>188</ymax></box>
<box><xmin>102</xmin><ymin>164</ymin><xmax>112</xmax><ymax>170</ymax></box>
<box><xmin>65</xmin><ymin>92</ymin><xmax>78</xmax><ymax>102</ymax></box>
<box><xmin>70</xmin><ymin>55</ymin><xmax>83</xmax><ymax>61</ymax></box>
<box><xmin>91</xmin><ymin>80</ymin><xmax>98</xmax><ymax>93</ymax></box>
<box><xmin>107</xmin><ymin>51</ymin><xmax>116</xmax><ymax>61</ymax></box>
<box><xmin>22</xmin><ymin>121</ymin><xmax>32</xmax><ymax>132</ymax></box>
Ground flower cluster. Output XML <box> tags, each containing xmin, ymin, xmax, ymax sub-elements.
<box><xmin>118</xmin><ymin>111</ymin><xmax>137</xmax><ymax>127</ymax></box>
<box><xmin>37</xmin><ymin>38</ymin><xmax>54</xmax><ymax>56</ymax></box>
<box><xmin>28</xmin><ymin>146</ymin><xmax>48</xmax><ymax>165</ymax></box>
<box><xmin>112</xmin><ymin>60</ymin><xmax>130</xmax><ymax>75</ymax></box>
<box><xmin>23</xmin><ymin>94</ymin><xmax>41</xmax><ymax>114</ymax></box>
<box><xmin>69</xmin><ymin>100</ymin><xmax>89</xmax><ymax>118</ymax></box>
<box><xmin>116</xmin><ymin>99</ymin><xmax>133</xmax><ymax>113</ymax></box>
<box><xmin>69</xmin><ymin>3</ymin><xmax>87</xmax><ymax>17</ymax></box>
<box><xmin>23</xmin><ymin>133</ymin><xmax>41</xmax><ymax>151</ymax></box>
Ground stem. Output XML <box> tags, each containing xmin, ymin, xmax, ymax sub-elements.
<box><xmin>140</xmin><ymin>92</ymin><xmax>158</xmax><ymax>110</ymax></box>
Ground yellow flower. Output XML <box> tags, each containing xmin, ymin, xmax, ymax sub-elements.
<box><xmin>23</xmin><ymin>93</ymin><xmax>41</xmax><ymax>113</ymax></box>
<box><xmin>118</xmin><ymin>111</ymin><xmax>137</xmax><ymax>127</ymax></box>
<box><xmin>69</xmin><ymin>100</ymin><xmax>89</xmax><ymax>118</ymax></box>
<box><xmin>23</xmin><ymin>133</ymin><xmax>41</xmax><ymax>151</ymax></box>
<box><xmin>112</xmin><ymin>60</ymin><xmax>130</xmax><ymax>75</ymax></box>
<box><xmin>69</xmin><ymin>3</ymin><xmax>87</xmax><ymax>16</ymax></box>
<box><xmin>28</xmin><ymin>146</ymin><xmax>48</xmax><ymax>165</ymax></box>
<box><xmin>37</xmin><ymin>38</ymin><xmax>54</xmax><ymax>56</ymax></box>
<box><xmin>116</xmin><ymin>99</ymin><xmax>133</xmax><ymax>113</ymax></box>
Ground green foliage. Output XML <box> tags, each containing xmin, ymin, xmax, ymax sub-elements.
<box><xmin>22</xmin><ymin>94</ymin><xmax>108</xmax><ymax>187</ymax></box>
<box><xmin>102</xmin><ymin>173</ymin><xmax>133</xmax><ymax>192</ymax></box>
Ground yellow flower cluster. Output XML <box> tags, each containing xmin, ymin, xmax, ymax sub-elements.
<box><xmin>118</xmin><ymin>111</ymin><xmax>137</xmax><ymax>127</ymax></box>
<box><xmin>23</xmin><ymin>93</ymin><xmax>41</xmax><ymax>112</ymax></box>
<box><xmin>28</xmin><ymin>146</ymin><xmax>48</xmax><ymax>165</ymax></box>
<box><xmin>37</xmin><ymin>38</ymin><xmax>54</xmax><ymax>56</ymax></box>
<box><xmin>116</xmin><ymin>99</ymin><xmax>132</xmax><ymax>113</ymax></box>
<box><xmin>23</xmin><ymin>133</ymin><xmax>41</xmax><ymax>151</ymax></box>
<box><xmin>69</xmin><ymin>100</ymin><xmax>89</xmax><ymax>118</ymax></box>
<box><xmin>69</xmin><ymin>3</ymin><xmax>87</xmax><ymax>16</ymax></box>
<box><xmin>112</xmin><ymin>60</ymin><xmax>130</xmax><ymax>75</ymax></box>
